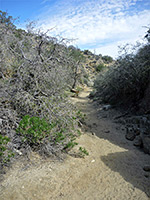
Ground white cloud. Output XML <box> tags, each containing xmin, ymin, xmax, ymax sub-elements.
<box><xmin>90</xmin><ymin>43</ymin><xmax>119</xmax><ymax>58</ymax></box>
<box><xmin>37</xmin><ymin>0</ymin><xmax>150</xmax><ymax>57</ymax></box>
<box><xmin>90</xmin><ymin>37</ymin><xmax>146</xmax><ymax>59</ymax></box>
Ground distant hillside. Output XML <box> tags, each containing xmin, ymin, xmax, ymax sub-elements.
<box><xmin>82</xmin><ymin>49</ymin><xmax>114</xmax><ymax>78</ymax></box>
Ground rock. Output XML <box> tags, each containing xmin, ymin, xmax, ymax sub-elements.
<box><xmin>125</xmin><ymin>127</ymin><xmax>136</xmax><ymax>141</ymax></box>
<box><xmin>93</xmin><ymin>123</ymin><xmax>97</xmax><ymax>127</ymax></box>
<box><xmin>143</xmin><ymin>165</ymin><xmax>150</xmax><ymax>172</ymax></box>
<box><xmin>95</xmin><ymin>56</ymin><xmax>99</xmax><ymax>60</ymax></box>
<box><xmin>120</xmin><ymin>120</ymin><xmax>126</xmax><ymax>125</ymax></box>
<box><xmin>141</xmin><ymin>117</ymin><xmax>148</xmax><ymax>125</ymax></box>
<box><xmin>144</xmin><ymin>174</ymin><xmax>149</xmax><ymax>178</ymax></box>
<box><xmin>103</xmin><ymin>105</ymin><xmax>112</xmax><ymax>111</ymax></box>
<box><xmin>133</xmin><ymin>136</ymin><xmax>142</xmax><ymax>147</ymax></box>
<box><xmin>125</xmin><ymin>132</ymin><xmax>136</xmax><ymax>141</ymax></box>
<box><xmin>0</xmin><ymin>119</ymin><xmax>2</xmax><ymax>125</ymax></box>
<box><xmin>87</xmin><ymin>80</ymin><xmax>94</xmax><ymax>87</ymax></box>
<box><xmin>141</xmin><ymin>133</ymin><xmax>150</xmax><ymax>154</ymax></box>
<box><xmin>14</xmin><ymin>148</ymin><xmax>22</xmax><ymax>155</ymax></box>
<box><xmin>133</xmin><ymin>127</ymin><xmax>141</xmax><ymax>136</ymax></box>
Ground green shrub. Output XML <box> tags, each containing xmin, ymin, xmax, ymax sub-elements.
<box><xmin>16</xmin><ymin>115</ymin><xmax>56</xmax><ymax>145</ymax></box>
<box><xmin>64</xmin><ymin>141</ymin><xmax>78</xmax><ymax>150</ymax></box>
<box><xmin>16</xmin><ymin>115</ymin><xmax>81</xmax><ymax>154</ymax></box>
<box><xmin>74</xmin><ymin>110</ymin><xmax>86</xmax><ymax>122</ymax></box>
<box><xmin>96</xmin><ymin>63</ymin><xmax>105</xmax><ymax>72</ymax></box>
<box><xmin>77</xmin><ymin>129</ymin><xmax>82</xmax><ymax>136</ymax></box>
<box><xmin>69</xmin><ymin>47</ymin><xmax>85</xmax><ymax>62</ymax></box>
<box><xmin>102</xmin><ymin>55</ymin><xmax>113</xmax><ymax>63</ymax></box>
<box><xmin>79</xmin><ymin>147</ymin><xmax>89</xmax><ymax>156</ymax></box>
<box><xmin>0</xmin><ymin>134</ymin><xmax>14</xmax><ymax>163</ymax></box>
<box><xmin>0</xmin><ymin>135</ymin><xmax>10</xmax><ymax>157</ymax></box>
<box><xmin>54</xmin><ymin>132</ymin><xmax>66</xmax><ymax>143</ymax></box>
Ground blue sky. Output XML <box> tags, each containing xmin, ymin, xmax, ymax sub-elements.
<box><xmin>1</xmin><ymin>0</ymin><xmax>150</xmax><ymax>58</ymax></box>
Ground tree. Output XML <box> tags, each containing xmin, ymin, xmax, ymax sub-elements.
<box><xmin>0</xmin><ymin>10</ymin><xmax>16</xmax><ymax>28</ymax></box>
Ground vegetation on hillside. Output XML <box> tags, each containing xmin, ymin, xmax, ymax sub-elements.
<box><xmin>93</xmin><ymin>28</ymin><xmax>150</xmax><ymax>112</ymax></box>
<box><xmin>0</xmin><ymin>11</ymin><xmax>89</xmax><ymax>167</ymax></box>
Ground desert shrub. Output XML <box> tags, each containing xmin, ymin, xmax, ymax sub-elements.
<box><xmin>0</xmin><ymin>134</ymin><xmax>14</xmax><ymax>163</ymax></box>
<box><xmin>79</xmin><ymin>147</ymin><xmax>89</xmax><ymax>156</ymax></box>
<box><xmin>96</xmin><ymin>63</ymin><xmax>105</xmax><ymax>72</ymax></box>
<box><xmin>83</xmin><ymin>49</ymin><xmax>92</xmax><ymax>55</ymax></box>
<box><xmin>16</xmin><ymin>115</ymin><xmax>56</xmax><ymax>145</ymax></box>
<box><xmin>0</xmin><ymin>12</ymin><xmax>85</xmax><ymax>162</ymax></box>
<box><xmin>102</xmin><ymin>55</ymin><xmax>113</xmax><ymax>63</ymax></box>
<box><xmin>68</xmin><ymin>46</ymin><xmax>85</xmax><ymax>62</ymax></box>
<box><xmin>13</xmin><ymin>98</ymin><xmax>81</xmax><ymax>152</ymax></box>
<box><xmin>93</xmin><ymin>32</ymin><xmax>150</xmax><ymax>109</ymax></box>
<box><xmin>16</xmin><ymin>113</ymin><xmax>81</xmax><ymax>155</ymax></box>
<box><xmin>64</xmin><ymin>141</ymin><xmax>78</xmax><ymax>150</ymax></box>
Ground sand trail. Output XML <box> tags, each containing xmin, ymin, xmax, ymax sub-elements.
<box><xmin>0</xmin><ymin>87</ymin><xmax>150</xmax><ymax>200</ymax></box>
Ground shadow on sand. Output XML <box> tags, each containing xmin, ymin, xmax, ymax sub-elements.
<box><xmin>101</xmin><ymin>151</ymin><xmax>150</xmax><ymax>197</ymax></box>
<box><xmin>75</xmin><ymin>90</ymin><xmax>150</xmax><ymax>198</ymax></box>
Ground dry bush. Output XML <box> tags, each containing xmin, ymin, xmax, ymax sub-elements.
<box><xmin>93</xmin><ymin>33</ymin><xmax>150</xmax><ymax>111</ymax></box>
<box><xmin>0</xmin><ymin>14</ymin><xmax>85</xmax><ymax>165</ymax></box>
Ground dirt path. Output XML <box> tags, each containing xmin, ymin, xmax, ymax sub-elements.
<box><xmin>0</xmin><ymin>87</ymin><xmax>150</xmax><ymax>200</ymax></box>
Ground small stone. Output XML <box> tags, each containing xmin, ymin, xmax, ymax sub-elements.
<box><xmin>91</xmin><ymin>160</ymin><xmax>95</xmax><ymax>163</ymax></box>
<box><xmin>125</xmin><ymin>128</ymin><xmax>136</xmax><ymax>141</ymax></box>
<box><xmin>93</xmin><ymin>123</ymin><xmax>97</xmax><ymax>127</ymax></box>
<box><xmin>134</xmin><ymin>128</ymin><xmax>141</xmax><ymax>136</ymax></box>
<box><xmin>14</xmin><ymin>148</ymin><xmax>22</xmax><ymax>155</ymax></box>
<box><xmin>103</xmin><ymin>105</ymin><xmax>112</xmax><ymax>111</ymax></box>
<box><xmin>144</xmin><ymin>174</ymin><xmax>149</xmax><ymax>178</ymax></box>
<box><xmin>92</xmin><ymin>132</ymin><xmax>96</xmax><ymax>136</ymax></box>
<box><xmin>143</xmin><ymin>165</ymin><xmax>150</xmax><ymax>172</ymax></box>
<box><xmin>133</xmin><ymin>136</ymin><xmax>142</xmax><ymax>147</ymax></box>
<box><xmin>88</xmin><ymin>124</ymin><xmax>92</xmax><ymax>129</ymax></box>
<box><xmin>141</xmin><ymin>117</ymin><xmax>147</xmax><ymax>125</ymax></box>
